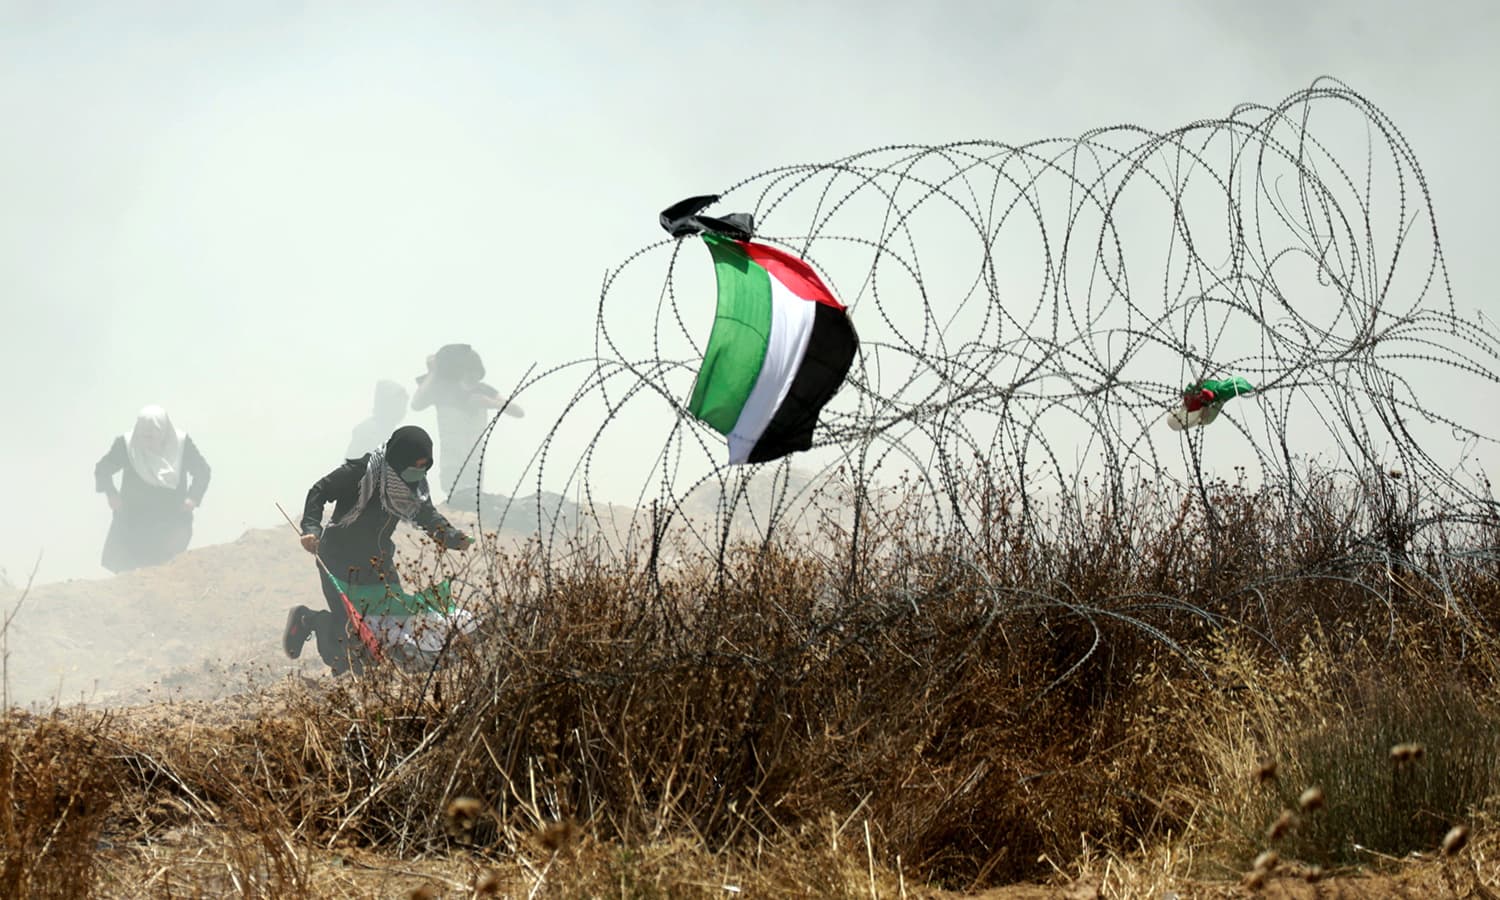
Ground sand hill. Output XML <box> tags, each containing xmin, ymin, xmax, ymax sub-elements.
<box><xmin>1</xmin><ymin>526</ymin><xmax>325</xmax><ymax>709</ymax></box>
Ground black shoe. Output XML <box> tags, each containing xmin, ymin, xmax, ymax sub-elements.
<box><xmin>283</xmin><ymin>605</ymin><xmax>313</xmax><ymax>659</ymax></box>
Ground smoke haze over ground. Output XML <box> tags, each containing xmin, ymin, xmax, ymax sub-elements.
<box><xmin>2</xmin><ymin>0</ymin><xmax>1497</xmax><ymax>590</ymax></box>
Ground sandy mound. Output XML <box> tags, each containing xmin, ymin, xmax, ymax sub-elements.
<box><xmin>2</xmin><ymin>527</ymin><xmax>326</xmax><ymax>709</ymax></box>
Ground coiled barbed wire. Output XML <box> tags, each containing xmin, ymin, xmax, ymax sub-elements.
<box><xmin>446</xmin><ymin>77</ymin><xmax>1497</xmax><ymax>584</ymax></box>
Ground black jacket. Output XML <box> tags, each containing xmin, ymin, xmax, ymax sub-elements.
<box><xmin>301</xmin><ymin>455</ymin><xmax>468</xmax><ymax>578</ymax></box>
<box><xmin>95</xmin><ymin>435</ymin><xmax>211</xmax><ymax>508</ymax></box>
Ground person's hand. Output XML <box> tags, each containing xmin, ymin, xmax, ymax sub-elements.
<box><xmin>182</xmin><ymin>498</ymin><xmax>197</xmax><ymax>512</ymax></box>
<box><xmin>300</xmin><ymin>533</ymin><xmax>319</xmax><ymax>554</ymax></box>
<box><xmin>107</xmin><ymin>494</ymin><xmax>121</xmax><ymax>511</ymax></box>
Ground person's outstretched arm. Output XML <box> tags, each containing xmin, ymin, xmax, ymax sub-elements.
<box><xmin>411</xmin><ymin>356</ymin><xmax>441</xmax><ymax>411</ymax></box>
<box><xmin>413</xmin><ymin>500</ymin><xmax>471</xmax><ymax>551</ymax></box>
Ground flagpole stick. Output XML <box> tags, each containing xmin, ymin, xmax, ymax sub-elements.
<box><xmin>275</xmin><ymin>502</ymin><xmax>384</xmax><ymax>664</ymax></box>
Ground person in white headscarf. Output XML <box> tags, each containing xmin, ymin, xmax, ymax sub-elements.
<box><xmin>94</xmin><ymin>405</ymin><xmax>212</xmax><ymax>573</ymax></box>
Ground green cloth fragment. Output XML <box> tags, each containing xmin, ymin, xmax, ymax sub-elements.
<box><xmin>327</xmin><ymin>575</ymin><xmax>455</xmax><ymax>617</ymax></box>
<box><xmin>1184</xmin><ymin>376</ymin><xmax>1254</xmax><ymax>400</ymax></box>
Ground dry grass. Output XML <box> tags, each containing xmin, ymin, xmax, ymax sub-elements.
<box><xmin>2</xmin><ymin>466</ymin><xmax>1498</xmax><ymax>896</ymax></box>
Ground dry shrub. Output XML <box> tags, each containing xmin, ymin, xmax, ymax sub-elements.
<box><xmin>5</xmin><ymin>463</ymin><xmax>1496</xmax><ymax>894</ymax></box>
<box><xmin>1168</xmin><ymin>624</ymin><xmax>1500</xmax><ymax>878</ymax></box>
<box><xmin>128</xmin><ymin>721</ymin><xmax>313</xmax><ymax>896</ymax></box>
<box><xmin>0</xmin><ymin>712</ymin><xmax>119</xmax><ymax>897</ymax></box>
<box><xmin>1283</xmin><ymin>675</ymin><xmax>1500</xmax><ymax>865</ymax></box>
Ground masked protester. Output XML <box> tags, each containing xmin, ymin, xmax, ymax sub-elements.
<box><xmin>95</xmin><ymin>405</ymin><xmax>211</xmax><ymax>573</ymax></box>
<box><xmin>409</xmin><ymin>344</ymin><xmax>523</xmax><ymax>505</ymax></box>
<box><xmin>283</xmin><ymin>425</ymin><xmax>471</xmax><ymax>675</ymax></box>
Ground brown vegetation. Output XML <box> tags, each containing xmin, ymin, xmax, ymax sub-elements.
<box><xmin>2</xmin><ymin>467</ymin><xmax>1498</xmax><ymax>896</ymax></box>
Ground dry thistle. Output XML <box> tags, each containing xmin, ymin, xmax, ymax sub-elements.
<box><xmin>1297</xmin><ymin>786</ymin><xmax>1326</xmax><ymax>812</ymax></box>
<box><xmin>1389</xmin><ymin>742</ymin><xmax>1425</xmax><ymax>763</ymax></box>
<box><xmin>475</xmin><ymin>871</ymin><xmax>504</xmax><ymax>895</ymax></box>
<box><xmin>1441</xmin><ymin>824</ymin><xmax>1470</xmax><ymax>857</ymax></box>
<box><xmin>1265</xmin><ymin>809</ymin><xmax>1296</xmax><ymax>842</ymax></box>
<box><xmin>1253</xmin><ymin>849</ymin><xmax>1279</xmax><ymax>873</ymax></box>
<box><xmin>1242</xmin><ymin>868</ymin><xmax>1267</xmax><ymax>891</ymax></box>
<box><xmin>1254</xmin><ymin>760</ymin><xmax>1279</xmax><ymax>785</ymax></box>
<box><xmin>444</xmin><ymin>796</ymin><xmax>485</xmax><ymax>838</ymax></box>
<box><xmin>407</xmin><ymin>887</ymin><xmax>439</xmax><ymax>900</ymax></box>
<box><xmin>1303</xmin><ymin>865</ymin><xmax>1324</xmax><ymax>883</ymax></box>
<box><xmin>537</xmin><ymin>818</ymin><xmax>581</xmax><ymax>853</ymax></box>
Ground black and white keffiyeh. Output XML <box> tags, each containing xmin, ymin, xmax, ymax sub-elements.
<box><xmin>331</xmin><ymin>441</ymin><xmax>429</xmax><ymax>528</ymax></box>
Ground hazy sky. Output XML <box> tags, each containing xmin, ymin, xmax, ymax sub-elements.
<box><xmin>3</xmin><ymin>0</ymin><xmax>1497</xmax><ymax>584</ymax></box>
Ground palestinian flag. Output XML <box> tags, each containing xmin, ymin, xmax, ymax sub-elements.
<box><xmin>1165</xmin><ymin>376</ymin><xmax>1256</xmax><ymax>431</ymax></box>
<box><xmin>324</xmin><ymin>573</ymin><xmax>456</xmax><ymax>618</ymax></box>
<box><xmin>688</xmin><ymin>232</ymin><xmax>858</xmax><ymax>464</ymax></box>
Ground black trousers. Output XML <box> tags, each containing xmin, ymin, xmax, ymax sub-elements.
<box><xmin>310</xmin><ymin>565</ymin><xmax>372</xmax><ymax>675</ymax></box>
